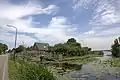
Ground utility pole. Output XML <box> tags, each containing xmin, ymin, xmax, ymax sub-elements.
<box><xmin>22</xmin><ymin>41</ymin><xmax>26</xmax><ymax>60</ymax></box>
<box><xmin>7</xmin><ymin>25</ymin><xmax>17</xmax><ymax>61</ymax></box>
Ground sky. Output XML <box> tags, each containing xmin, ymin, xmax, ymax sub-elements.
<box><xmin>0</xmin><ymin>0</ymin><xmax>120</xmax><ymax>50</ymax></box>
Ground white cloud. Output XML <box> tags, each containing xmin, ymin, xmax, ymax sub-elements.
<box><xmin>76</xmin><ymin>26</ymin><xmax>120</xmax><ymax>50</ymax></box>
<box><xmin>82</xmin><ymin>26</ymin><xmax>120</xmax><ymax>38</ymax></box>
<box><xmin>84</xmin><ymin>30</ymin><xmax>95</xmax><ymax>35</ymax></box>
<box><xmin>0</xmin><ymin>0</ymin><xmax>59</xmax><ymax>48</ymax></box>
<box><xmin>97</xmin><ymin>27</ymin><xmax>120</xmax><ymax>36</ymax></box>
<box><xmin>90</xmin><ymin>0</ymin><xmax>120</xmax><ymax>25</ymax></box>
<box><xmin>1</xmin><ymin>14</ymin><xmax>119</xmax><ymax>50</ymax></box>
<box><xmin>72</xmin><ymin>0</ymin><xmax>97</xmax><ymax>10</ymax></box>
<box><xmin>73</xmin><ymin>0</ymin><xmax>120</xmax><ymax>25</ymax></box>
<box><xmin>0</xmin><ymin>32</ymin><xmax>37</xmax><ymax>49</ymax></box>
<box><xmin>80</xmin><ymin>36</ymin><xmax>114</xmax><ymax>50</ymax></box>
<box><xmin>0</xmin><ymin>1</ymin><xmax>58</xmax><ymax>20</ymax></box>
<box><xmin>0</xmin><ymin>0</ymin><xmax>119</xmax><ymax>50</ymax></box>
<box><xmin>34</xmin><ymin>16</ymin><xmax>76</xmax><ymax>44</ymax></box>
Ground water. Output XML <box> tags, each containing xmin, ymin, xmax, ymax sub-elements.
<box><xmin>63</xmin><ymin>54</ymin><xmax>120</xmax><ymax>80</ymax></box>
<box><xmin>45</xmin><ymin>52</ymin><xmax>120</xmax><ymax>80</ymax></box>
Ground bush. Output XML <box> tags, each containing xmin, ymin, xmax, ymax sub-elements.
<box><xmin>9</xmin><ymin>60</ymin><xmax>56</xmax><ymax>80</ymax></box>
<box><xmin>0</xmin><ymin>48</ymin><xmax>3</xmax><ymax>55</ymax></box>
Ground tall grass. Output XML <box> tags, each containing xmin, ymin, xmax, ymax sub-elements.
<box><xmin>8</xmin><ymin>60</ymin><xmax>56</xmax><ymax>80</ymax></box>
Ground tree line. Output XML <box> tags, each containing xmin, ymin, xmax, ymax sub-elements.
<box><xmin>47</xmin><ymin>38</ymin><xmax>94</xmax><ymax>56</ymax></box>
<box><xmin>1</xmin><ymin>38</ymin><xmax>105</xmax><ymax>56</ymax></box>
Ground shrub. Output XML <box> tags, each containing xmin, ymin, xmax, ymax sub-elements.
<box><xmin>9</xmin><ymin>60</ymin><xmax>56</xmax><ymax>80</ymax></box>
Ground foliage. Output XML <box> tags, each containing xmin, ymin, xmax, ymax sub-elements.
<box><xmin>9</xmin><ymin>60</ymin><xmax>56</xmax><ymax>80</ymax></box>
<box><xmin>111</xmin><ymin>42</ymin><xmax>120</xmax><ymax>57</ymax></box>
<box><xmin>48</xmin><ymin>38</ymin><xmax>93</xmax><ymax>56</ymax></box>
<box><xmin>103</xmin><ymin>58</ymin><xmax>120</xmax><ymax>67</ymax></box>
<box><xmin>67</xmin><ymin>38</ymin><xmax>76</xmax><ymax>43</ymax></box>
<box><xmin>8</xmin><ymin>49</ymin><xmax>12</xmax><ymax>53</ymax></box>
<box><xmin>62</xmin><ymin>55</ymin><xmax>99</xmax><ymax>64</ymax></box>
<box><xmin>0</xmin><ymin>43</ymin><xmax>8</xmax><ymax>54</ymax></box>
<box><xmin>0</xmin><ymin>48</ymin><xmax>3</xmax><ymax>54</ymax></box>
<box><xmin>15</xmin><ymin>45</ymin><xmax>25</xmax><ymax>53</ymax></box>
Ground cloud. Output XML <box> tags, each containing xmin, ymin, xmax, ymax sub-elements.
<box><xmin>73</xmin><ymin>0</ymin><xmax>120</xmax><ymax>25</ymax></box>
<box><xmin>0</xmin><ymin>0</ymin><xmax>59</xmax><ymax>48</ymax></box>
<box><xmin>90</xmin><ymin>0</ymin><xmax>120</xmax><ymax>25</ymax></box>
<box><xmin>80</xmin><ymin>36</ymin><xmax>114</xmax><ymax>50</ymax></box>
<box><xmin>97</xmin><ymin>27</ymin><xmax>120</xmax><ymax>36</ymax></box>
<box><xmin>72</xmin><ymin>0</ymin><xmax>97</xmax><ymax>10</ymax></box>
<box><xmin>81</xmin><ymin>26</ymin><xmax>120</xmax><ymax>38</ymax></box>
<box><xmin>34</xmin><ymin>16</ymin><xmax>77</xmax><ymax>44</ymax></box>
<box><xmin>0</xmin><ymin>1</ymin><xmax>58</xmax><ymax>20</ymax></box>
<box><xmin>76</xmin><ymin>26</ymin><xmax>120</xmax><ymax>50</ymax></box>
<box><xmin>84</xmin><ymin>30</ymin><xmax>95</xmax><ymax>35</ymax></box>
<box><xmin>0</xmin><ymin>32</ymin><xmax>37</xmax><ymax>49</ymax></box>
<box><xmin>0</xmin><ymin>0</ymin><xmax>119</xmax><ymax>50</ymax></box>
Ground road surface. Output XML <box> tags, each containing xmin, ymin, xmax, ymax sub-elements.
<box><xmin>0</xmin><ymin>55</ymin><xmax>8</xmax><ymax>80</ymax></box>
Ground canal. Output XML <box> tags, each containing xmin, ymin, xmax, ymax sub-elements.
<box><xmin>45</xmin><ymin>51</ymin><xmax>120</xmax><ymax>80</ymax></box>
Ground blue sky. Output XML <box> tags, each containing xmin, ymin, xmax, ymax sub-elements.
<box><xmin>0</xmin><ymin>0</ymin><xmax>120</xmax><ymax>50</ymax></box>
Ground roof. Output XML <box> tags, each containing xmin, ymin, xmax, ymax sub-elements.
<box><xmin>34</xmin><ymin>42</ymin><xmax>49</xmax><ymax>51</ymax></box>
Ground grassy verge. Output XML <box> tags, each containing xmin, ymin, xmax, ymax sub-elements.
<box><xmin>63</xmin><ymin>54</ymin><xmax>103</xmax><ymax>61</ymax></box>
<box><xmin>103</xmin><ymin>58</ymin><xmax>120</xmax><ymax>67</ymax></box>
<box><xmin>62</xmin><ymin>55</ymin><xmax>99</xmax><ymax>64</ymax></box>
<box><xmin>8</xmin><ymin>60</ymin><xmax>56</xmax><ymax>80</ymax></box>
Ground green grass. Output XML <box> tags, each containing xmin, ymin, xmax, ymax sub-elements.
<box><xmin>62</xmin><ymin>55</ymin><xmax>99</xmax><ymax>64</ymax></box>
<box><xmin>8</xmin><ymin>60</ymin><xmax>57</xmax><ymax>80</ymax></box>
<box><xmin>63</xmin><ymin>54</ymin><xmax>103</xmax><ymax>61</ymax></box>
<box><xmin>103</xmin><ymin>58</ymin><xmax>120</xmax><ymax>67</ymax></box>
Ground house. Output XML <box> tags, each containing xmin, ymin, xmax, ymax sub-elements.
<box><xmin>27</xmin><ymin>42</ymin><xmax>49</xmax><ymax>58</ymax></box>
<box><xmin>32</xmin><ymin>42</ymin><xmax>49</xmax><ymax>57</ymax></box>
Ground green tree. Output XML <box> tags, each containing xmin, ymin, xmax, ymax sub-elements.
<box><xmin>54</xmin><ymin>43</ymin><xmax>66</xmax><ymax>54</ymax></box>
<box><xmin>2</xmin><ymin>44</ymin><xmax>8</xmax><ymax>54</ymax></box>
<box><xmin>112</xmin><ymin>42</ymin><xmax>120</xmax><ymax>57</ymax></box>
<box><xmin>0</xmin><ymin>48</ymin><xmax>3</xmax><ymax>55</ymax></box>
<box><xmin>16</xmin><ymin>45</ymin><xmax>25</xmax><ymax>53</ymax></box>
<box><xmin>67</xmin><ymin>38</ymin><xmax>76</xmax><ymax>43</ymax></box>
<box><xmin>48</xmin><ymin>38</ymin><xmax>93</xmax><ymax>57</ymax></box>
<box><xmin>0</xmin><ymin>43</ymin><xmax>8</xmax><ymax>54</ymax></box>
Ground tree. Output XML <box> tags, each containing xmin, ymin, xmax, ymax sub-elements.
<box><xmin>48</xmin><ymin>38</ymin><xmax>93</xmax><ymax>57</ymax></box>
<box><xmin>54</xmin><ymin>43</ymin><xmax>67</xmax><ymax>54</ymax></box>
<box><xmin>0</xmin><ymin>43</ymin><xmax>8</xmax><ymax>54</ymax></box>
<box><xmin>8</xmin><ymin>49</ymin><xmax>12</xmax><ymax>53</ymax></box>
<box><xmin>2</xmin><ymin>44</ymin><xmax>8</xmax><ymax>54</ymax></box>
<box><xmin>111</xmin><ymin>42</ymin><xmax>120</xmax><ymax>57</ymax></box>
<box><xmin>67</xmin><ymin>38</ymin><xmax>76</xmax><ymax>43</ymax></box>
<box><xmin>16</xmin><ymin>45</ymin><xmax>25</xmax><ymax>53</ymax></box>
<box><xmin>0</xmin><ymin>48</ymin><xmax>3</xmax><ymax>55</ymax></box>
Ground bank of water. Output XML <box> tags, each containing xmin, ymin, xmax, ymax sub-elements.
<box><xmin>64</xmin><ymin>57</ymin><xmax>120</xmax><ymax>80</ymax></box>
<box><xmin>45</xmin><ymin>55</ymin><xmax>120</xmax><ymax>80</ymax></box>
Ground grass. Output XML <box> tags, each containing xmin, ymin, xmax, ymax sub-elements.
<box><xmin>8</xmin><ymin>60</ymin><xmax>57</xmax><ymax>80</ymax></box>
<box><xmin>62</xmin><ymin>55</ymin><xmax>99</xmax><ymax>64</ymax></box>
<box><xmin>63</xmin><ymin>54</ymin><xmax>103</xmax><ymax>61</ymax></box>
<box><xmin>103</xmin><ymin>58</ymin><xmax>120</xmax><ymax>67</ymax></box>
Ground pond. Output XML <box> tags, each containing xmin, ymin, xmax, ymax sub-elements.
<box><xmin>64</xmin><ymin>60</ymin><xmax>120</xmax><ymax>80</ymax></box>
<box><xmin>44</xmin><ymin>53</ymin><xmax>120</xmax><ymax>80</ymax></box>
